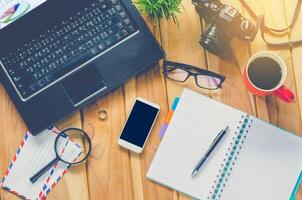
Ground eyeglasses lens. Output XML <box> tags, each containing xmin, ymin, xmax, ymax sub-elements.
<box><xmin>166</xmin><ymin>68</ymin><xmax>189</xmax><ymax>82</ymax></box>
<box><xmin>196</xmin><ymin>75</ymin><xmax>222</xmax><ymax>89</ymax></box>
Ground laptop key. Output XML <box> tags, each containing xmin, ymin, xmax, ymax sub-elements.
<box><xmin>111</xmin><ymin>0</ymin><xmax>118</xmax><ymax>4</ymax></box>
<box><xmin>38</xmin><ymin>78</ymin><xmax>47</xmax><ymax>87</ymax></box>
<box><xmin>108</xmin><ymin>8</ymin><xmax>116</xmax><ymax>15</ymax></box>
<box><xmin>115</xmin><ymin>4</ymin><xmax>122</xmax><ymax>12</ymax></box>
<box><xmin>121</xmin><ymin>29</ymin><xmax>129</xmax><ymax>36</ymax></box>
<box><xmin>45</xmin><ymin>74</ymin><xmax>54</xmax><ymax>82</ymax></box>
<box><xmin>100</xmin><ymin>32</ymin><xmax>108</xmax><ymax>39</ymax></box>
<box><xmin>13</xmin><ymin>76</ymin><xmax>21</xmax><ymax>82</ymax></box>
<box><xmin>21</xmin><ymin>90</ymin><xmax>28</xmax><ymax>97</ymax></box>
<box><xmin>98</xmin><ymin>43</ymin><xmax>106</xmax><ymax>50</ymax></box>
<box><xmin>17</xmin><ymin>83</ymin><xmax>23</xmax><ymax>89</ymax></box>
<box><xmin>127</xmin><ymin>25</ymin><xmax>135</xmax><ymax>32</ymax></box>
<box><xmin>124</xmin><ymin>18</ymin><xmax>131</xmax><ymax>25</ymax></box>
<box><xmin>114</xmin><ymin>33</ymin><xmax>122</xmax><ymax>40</ymax></box>
<box><xmin>105</xmin><ymin>37</ymin><xmax>115</xmax><ymax>46</ymax></box>
<box><xmin>119</xmin><ymin>11</ymin><xmax>126</xmax><ymax>18</ymax></box>
<box><xmin>108</xmin><ymin>29</ymin><xmax>114</xmax><ymax>35</ymax></box>
<box><xmin>116</xmin><ymin>22</ymin><xmax>124</xmax><ymax>29</ymax></box>
<box><xmin>29</xmin><ymin>84</ymin><xmax>38</xmax><ymax>92</ymax></box>
<box><xmin>90</xmin><ymin>47</ymin><xmax>99</xmax><ymax>55</ymax></box>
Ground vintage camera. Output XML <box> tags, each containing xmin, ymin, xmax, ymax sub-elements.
<box><xmin>193</xmin><ymin>0</ymin><xmax>259</xmax><ymax>55</ymax></box>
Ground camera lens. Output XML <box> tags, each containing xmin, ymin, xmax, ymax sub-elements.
<box><xmin>200</xmin><ymin>23</ymin><xmax>232</xmax><ymax>55</ymax></box>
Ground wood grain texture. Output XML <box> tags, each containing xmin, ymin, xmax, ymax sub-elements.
<box><xmin>283</xmin><ymin>0</ymin><xmax>302</xmax><ymax>197</ymax></box>
<box><xmin>205</xmin><ymin>0</ymin><xmax>255</xmax><ymax>115</ymax></box>
<box><xmin>48</xmin><ymin>114</ymin><xmax>89</xmax><ymax>200</ymax></box>
<box><xmin>124</xmin><ymin>67</ymin><xmax>174</xmax><ymax>200</ymax></box>
<box><xmin>1</xmin><ymin>0</ymin><xmax>302</xmax><ymax>199</ymax></box>
<box><xmin>122</xmin><ymin>14</ymin><xmax>175</xmax><ymax>200</ymax></box>
<box><xmin>0</xmin><ymin>85</ymin><xmax>25</xmax><ymax>200</ymax></box>
<box><xmin>82</xmin><ymin>89</ymin><xmax>134</xmax><ymax>200</ymax></box>
<box><xmin>245</xmin><ymin>0</ymin><xmax>302</xmax><ymax>133</ymax></box>
<box><xmin>243</xmin><ymin>0</ymin><xmax>302</xmax><ymax>198</ymax></box>
<box><xmin>159</xmin><ymin>0</ymin><xmax>207</xmax><ymax>199</ymax></box>
<box><xmin>283</xmin><ymin>0</ymin><xmax>302</xmax><ymax>129</ymax></box>
<box><xmin>160</xmin><ymin>0</ymin><xmax>207</xmax><ymax>105</ymax></box>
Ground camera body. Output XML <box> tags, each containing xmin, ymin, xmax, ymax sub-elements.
<box><xmin>193</xmin><ymin>0</ymin><xmax>259</xmax><ymax>55</ymax></box>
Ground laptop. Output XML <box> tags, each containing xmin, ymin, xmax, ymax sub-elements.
<box><xmin>0</xmin><ymin>0</ymin><xmax>164</xmax><ymax>135</ymax></box>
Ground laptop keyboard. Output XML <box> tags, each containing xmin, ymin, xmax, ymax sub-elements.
<box><xmin>0</xmin><ymin>0</ymin><xmax>137</xmax><ymax>99</ymax></box>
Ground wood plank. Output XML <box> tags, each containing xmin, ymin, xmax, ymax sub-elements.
<box><xmin>124</xmin><ymin>79</ymin><xmax>144</xmax><ymax>200</ymax></box>
<box><xmin>160</xmin><ymin>0</ymin><xmax>208</xmax><ymax>105</ymax></box>
<box><xmin>194</xmin><ymin>0</ymin><xmax>256</xmax><ymax>142</ymax></box>
<box><xmin>237</xmin><ymin>0</ymin><xmax>270</xmax><ymax>122</ymax></box>
<box><xmin>159</xmin><ymin>0</ymin><xmax>207</xmax><ymax>199</ymax></box>
<box><xmin>201</xmin><ymin>0</ymin><xmax>255</xmax><ymax>112</ymax></box>
<box><xmin>283</xmin><ymin>0</ymin><xmax>302</xmax><ymax>133</ymax></box>
<box><xmin>0</xmin><ymin>85</ymin><xmax>25</xmax><ymax>200</ymax></box>
<box><xmin>245</xmin><ymin>0</ymin><xmax>302</xmax><ymax>133</ymax></box>
<box><xmin>82</xmin><ymin>88</ymin><xmax>134</xmax><ymax>200</ymax></box>
<box><xmin>244</xmin><ymin>0</ymin><xmax>302</xmax><ymax>199</ymax></box>
<box><xmin>219</xmin><ymin>0</ymin><xmax>257</xmax><ymax>115</ymax></box>
<box><xmin>124</xmin><ymin>68</ymin><xmax>174</xmax><ymax>200</ymax></box>
<box><xmin>47</xmin><ymin>114</ymin><xmax>89</xmax><ymax>200</ymax></box>
<box><xmin>283</xmin><ymin>0</ymin><xmax>302</xmax><ymax>198</ymax></box>
<box><xmin>122</xmin><ymin>13</ymin><xmax>175</xmax><ymax>200</ymax></box>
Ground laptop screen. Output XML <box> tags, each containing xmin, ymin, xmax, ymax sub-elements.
<box><xmin>0</xmin><ymin>0</ymin><xmax>46</xmax><ymax>30</ymax></box>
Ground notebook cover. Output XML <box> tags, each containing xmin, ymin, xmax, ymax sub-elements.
<box><xmin>291</xmin><ymin>171</ymin><xmax>302</xmax><ymax>200</ymax></box>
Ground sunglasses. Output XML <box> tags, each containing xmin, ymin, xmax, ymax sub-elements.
<box><xmin>163</xmin><ymin>60</ymin><xmax>226</xmax><ymax>90</ymax></box>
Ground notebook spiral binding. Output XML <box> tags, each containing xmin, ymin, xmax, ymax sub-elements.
<box><xmin>207</xmin><ymin>114</ymin><xmax>253</xmax><ymax>200</ymax></box>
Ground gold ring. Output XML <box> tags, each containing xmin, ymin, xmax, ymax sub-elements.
<box><xmin>98</xmin><ymin>110</ymin><xmax>108</xmax><ymax>120</ymax></box>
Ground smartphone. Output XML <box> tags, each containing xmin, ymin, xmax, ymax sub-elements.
<box><xmin>118</xmin><ymin>97</ymin><xmax>160</xmax><ymax>153</ymax></box>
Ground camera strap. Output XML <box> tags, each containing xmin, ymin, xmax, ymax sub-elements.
<box><xmin>239</xmin><ymin>0</ymin><xmax>302</xmax><ymax>47</ymax></box>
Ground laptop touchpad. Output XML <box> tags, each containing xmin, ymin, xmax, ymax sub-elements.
<box><xmin>61</xmin><ymin>67</ymin><xmax>107</xmax><ymax>106</ymax></box>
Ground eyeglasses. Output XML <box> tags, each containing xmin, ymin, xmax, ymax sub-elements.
<box><xmin>163</xmin><ymin>60</ymin><xmax>226</xmax><ymax>90</ymax></box>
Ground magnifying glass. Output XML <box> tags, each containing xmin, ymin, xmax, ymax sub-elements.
<box><xmin>30</xmin><ymin>128</ymin><xmax>91</xmax><ymax>184</ymax></box>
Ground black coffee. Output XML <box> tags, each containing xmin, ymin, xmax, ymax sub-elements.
<box><xmin>248</xmin><ymin>57</ymin><xmax>282</xmax><ymax>90</ymax></box>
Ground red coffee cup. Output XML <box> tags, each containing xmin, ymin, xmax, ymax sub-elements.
<box><xmin>243</xmin><ymin>51</ymin><xmax>295</xmax><ymax>103</ymax></box>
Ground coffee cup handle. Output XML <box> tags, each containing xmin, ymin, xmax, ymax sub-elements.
<box><xmin>273</xmin><ymin>85</ymin><xmax>295</xmax><ymax>103</ymax></box>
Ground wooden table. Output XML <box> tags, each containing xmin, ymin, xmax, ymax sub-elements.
<box><xmin>1</xmin><ymin>0</ymin><xmax>302</xmax><ymax>199</ymax></box>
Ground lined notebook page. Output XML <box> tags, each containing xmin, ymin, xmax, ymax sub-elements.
<box><xmin>222</xmin><ymin>117</ymin><xmax>302</xmax><ymax>200</ymax></box>
<box><xmin>147</xmin><ymin>89</ymin><xmax>245</xmax><ymax>199</ymax></box>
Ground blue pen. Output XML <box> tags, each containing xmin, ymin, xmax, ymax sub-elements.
<box><xmin>191</xmin><ymin>126</ymin><xmax>229</xmax><ymax>177</ymax></box>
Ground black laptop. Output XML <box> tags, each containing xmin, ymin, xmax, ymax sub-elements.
<box><xmin>0</xmin><ymin>0</ymin><xmax>164</xmax><ymax>135</ymax></box>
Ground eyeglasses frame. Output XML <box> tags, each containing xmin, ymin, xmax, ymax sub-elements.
<box><xmin>163</xmin><ymin>60</ymin><xmax>226</xmax><ymax>90</ymax></box>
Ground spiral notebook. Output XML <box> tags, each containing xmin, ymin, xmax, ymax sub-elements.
<box><xmin>147</xmin><ymin>89</ymin><xmax>302</xmax><ymax>200</ymax></box>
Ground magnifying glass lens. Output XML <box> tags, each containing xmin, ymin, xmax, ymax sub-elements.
<box><xmin>55</xmin><ymin>129</ymin><xmax>91</xmax><ymax>165</ymax></box>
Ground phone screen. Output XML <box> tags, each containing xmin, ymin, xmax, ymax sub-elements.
<box><xmin>120</xmin><ymin>100</ymin><xmax>159</xmax><ymax>147</ymax></box>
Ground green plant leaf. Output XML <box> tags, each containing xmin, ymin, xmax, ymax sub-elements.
<box><xmin>135</xmin><ymin>0</ymin><xmax>183</xmax><ymax>24</ymax></box>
